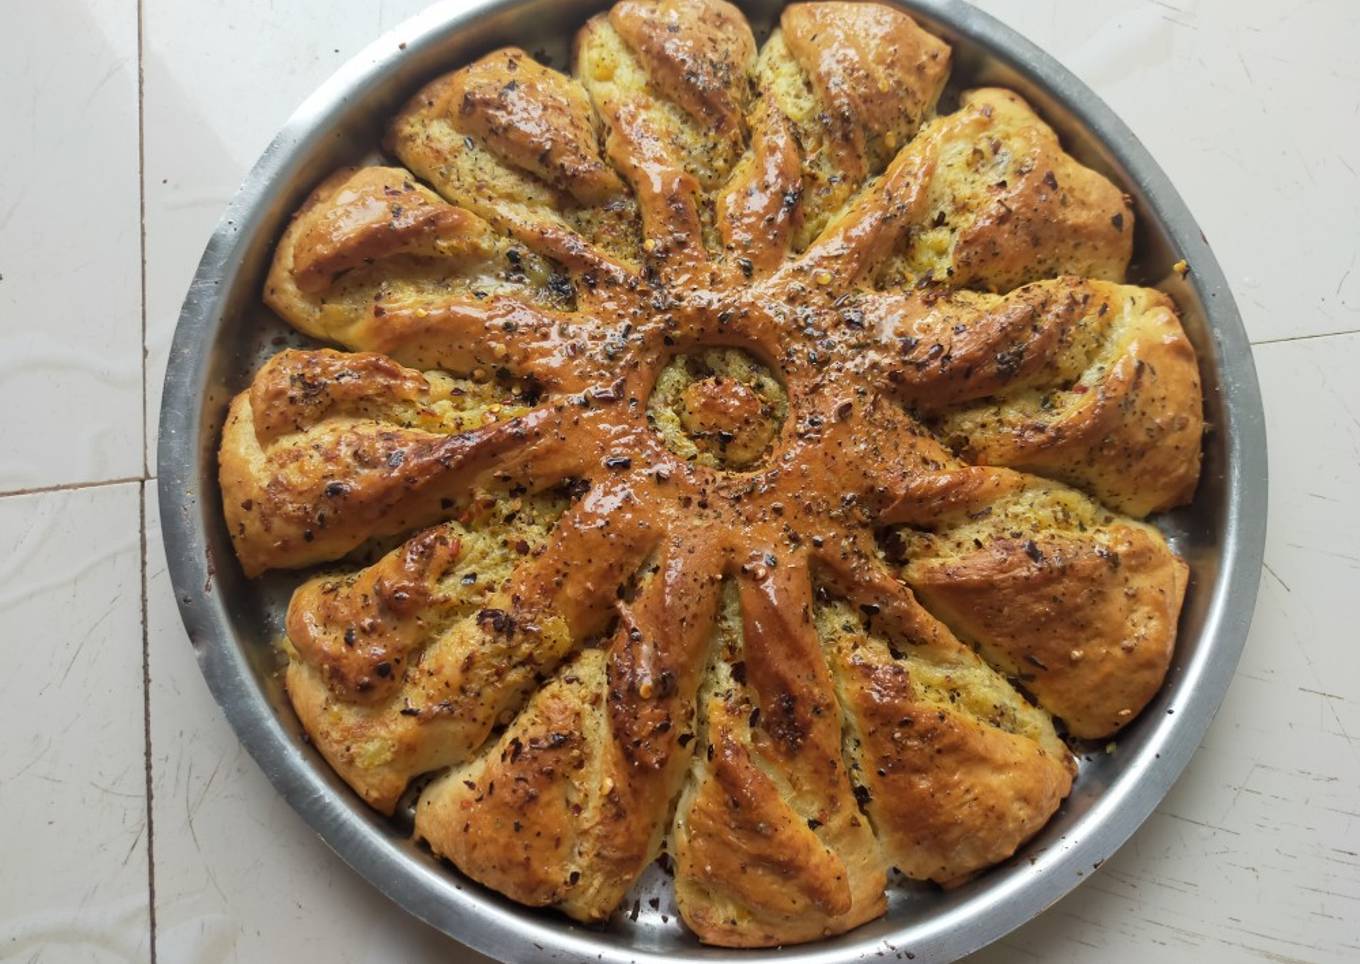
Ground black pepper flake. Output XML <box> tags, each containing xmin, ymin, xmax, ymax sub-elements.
<box><xmin>374</xmin><ymin>661</ymin><xmax>392</xmax><ymax>678</ymax></box>
<box><xmin>477</xmin><ymin>608</ymin><xmax>514</xmax><ymax>634</ymax></box>
<box><xmin>1095</xmin><ymin>546</ymin><xmax>1122</xmax><ymax>570</ymax></box>
<box><xmin>737</xmin><ymin>257</ymin><xmax>753</xmax><ymax>278</ymax></box>
<box><xmin>1111</xmin><ymin>212</ymin><xmax>1125</xmax><ymax>231</ymax></box>
<box><xmin>546</xmin><ymin>273</ymin><xmax>574</xmax><ymax>300</ymax></box>
<box><xmin>1023</xmin><ymin>540</ymin><xmax>1045</xmax><ymax>563</ymax></box>
<box><xmin>590</xmin><ymin>383</ymin><xmax>622</xmax><ymax>404</ymax></box>
<box><xmin>995</xmin><ymin>346</ymin><xmax>1025</xmax><ymax>378</ymax></box>
<box><xmin>807</xmin><ymin>817</ymin><xmax>823</xmax><ymax>830</ymax></box>
<box><xmin>604</xmin><ymin>455</ymin><xmax>632</xmax><ymax>470</ymax></box>
<box><xmin>852</xmin><ymin>784</ymin><xmax>872</xmax><ymax>807</ymax></box>
<box><xmin>748</xmin><ymin>707</ymin><xmax>761</xmax><ymax>729</ymax></box>
<box><xmin>343</xmin><ymin>627</ymin><xmax>356</xmax><ymax>646</ymax></box>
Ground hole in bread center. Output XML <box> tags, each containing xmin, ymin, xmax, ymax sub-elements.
<box><xmin>647</xmin><ymin>348</ymin><xmax>787</xmax><ymax>470</ymax></box>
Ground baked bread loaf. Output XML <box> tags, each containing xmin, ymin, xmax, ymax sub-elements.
<box><xmin>218</xmin><ymin>0</ymin><xmax>1201</xmax><ymax>948</ymax></box>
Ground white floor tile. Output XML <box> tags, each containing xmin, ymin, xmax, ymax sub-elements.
<box><xmin>969</xmin><ymin>332</ymin><xmax>1360</xmax><ymax>962</ymax></box>
<box><xmin>971</xmin><ymin>0</ymin><xmax>1360</xmax><ymax>344</ymax></box>
<box><xmin>0</xmin><ymin>0</ymin><xmax>143</xmax><ymax>490</ymax></box>
<box><xmin>0</xmin><ymin>483</ymin><xmax>149</xmax><ymax>961</ymax></box>
<box><xmin>141</xmin><ymin>0</ymin><xmax>435</xmax><ymax>462</ymax></box>
<box><xmin>144</xmin><ymin>488</ymin><xmax>489</xmax><ymax>963</ymax></box>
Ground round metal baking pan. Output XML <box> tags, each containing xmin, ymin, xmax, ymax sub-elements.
<box><xmin>157</xmin><ymin>1</ymin><xmax>1268</xmax><ymax>960</ymax></box>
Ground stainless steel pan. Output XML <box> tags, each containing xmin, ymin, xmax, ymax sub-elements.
<box><xmin>157</xmin><ymin>2</ymin><xmax>1269</xmax><ymax>960</ymax></box>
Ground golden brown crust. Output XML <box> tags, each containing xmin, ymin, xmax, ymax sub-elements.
<box><xmin>896</xmin><ymin>470</ymin><xmax>1188</xmax><ymax>737</ymax></box>
<box><xmin>414</xmin><ymin>652</ymin><xmax>601</xmax><ymax>909</ymax></box>
<box><xmin>667</xmin><ymin>555</ymin><xmax>891</xmax><ymax>947</ymax></box>
<box><xmin>610</xmin><ymin>0</ymin><xmax>755</xmax><ymax>151</ymax></box>
<box><xmin>859</xmin><ymin>278</ymin><xmax>1204</xmax><ymax>516</ymax></box>
<box><xmin>263</xmin><ymin>167</ymin><xmax>546</xmax><ymax>341</ymax></box>
<box><xmin>781</xmin><ymin>2</ymin><xmax>950</xmax><ymax>174</ymax></box>
<box><xmin>829</xmin><ymin>637</ymin><xmax>1073</xmax><ymax>882</ymax></box>
<box><xmin>388</xmin><ymin>56</ymin><xmax>641</xmax><ymax>280</ymax></box>
<box><xmin>757</xmin><ymin>2</ymin><xmax>949</xmax><ymax>248</ymax></box>
<box><xmin>876</xmin><ymin>465</ymin><xmax>1187</xmax><ymax>737</ymax></box>
<box><xmin>218</xmin><ymin>348</ymin><xmax>574</xmax><ymax>576</ymax></box>
<box><xmin>933</xmin><ymin>289</ymin><xmax>1204</xmax><ymax>516</ymax></box>
<box><xmin>443</xmin><ymin>48</ymin><xmax>625</xmax><ymax>207</ymax></box>
<box><xmin>288</xmin><ymin>174</ymin><xmax>488</xmax><ymax>296</ymax></box>
<box><xmin>286</xmin><ymin>526</ymin><xmax>464</xmax><ymax>703</ymax></box>
<box><xmin>285</xmin><ymin>479</ymin><xmax>662</xmax><ymax>814</ymax></box>
<box><xmin>674</xmin><ymin>698</ymin><xmax>872</xmax><ymax>945</ymax></box>
<box><xmin>715</xmin><ymin>98</ymin><xmax>802</xmax><ymax>274</ymax></box>
<box><xmin>218</xmin><ymin>0</ymin><xmax>1206</xmax><ymax>948</ymax></box>
<box><xmin>417</xmin><ymin>532</ymin><xmax>724</xmax><ymax>922</ymax></box>
<box><xmin>885</xmin><ymin>88</ymin><xmax>1134</xmax><ymax>291</ymax></box>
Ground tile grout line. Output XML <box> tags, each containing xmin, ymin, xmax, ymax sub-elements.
<box><xmin>138</xmin><ymin>0</ymin><xmax>150</xmax><ymax>483</ymax></box>
<box><xmin>0</xmin><ymin>475</ymin><xmax>149</xmax><ymax>500</ymax></box>
<box><xmin>140</xmin><ymin>482</ymin><xmax>158</xmax><ymax>964</ymax></box>
<box><xmin>136</xmin><ymin>0</ymin><xmax>158</xmax><ymax>957</ymax></box>
<box><xmin>1250</xmin><ymin>327</ymin><xmax>1360</xmax><ymax>348</ymax></box>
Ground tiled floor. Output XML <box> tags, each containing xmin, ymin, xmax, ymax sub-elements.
<box><xmin>3</xmin><ymin>1</ymin><xmax>1358</xmax><ymax>962</ymax></box>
